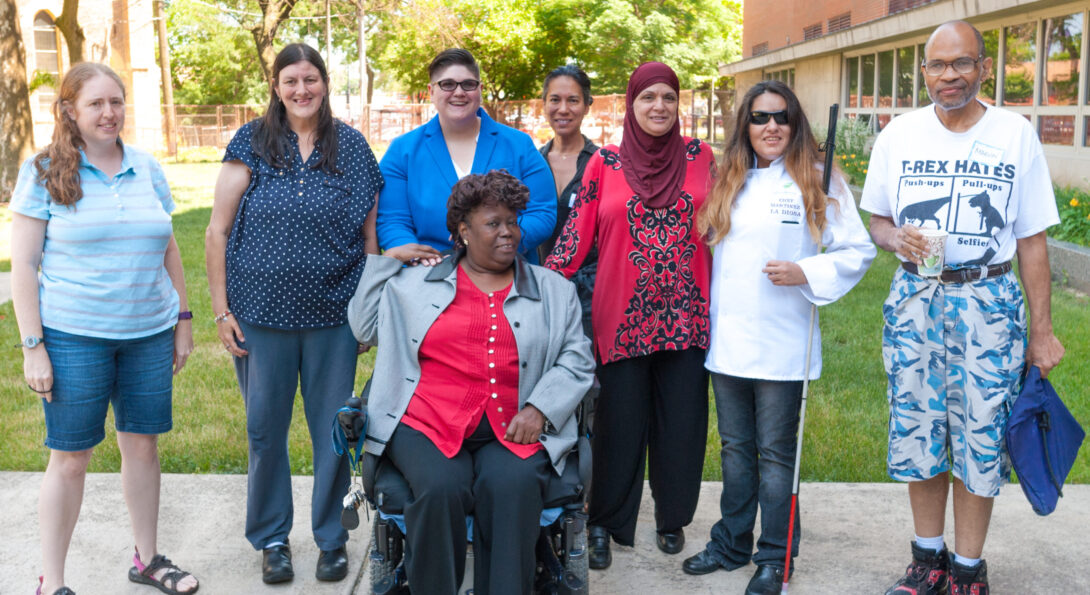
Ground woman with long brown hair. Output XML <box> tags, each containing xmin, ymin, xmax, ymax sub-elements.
<box><xmin>683</xmin><ymin>80</ymin><xmax>874</xmax><ymax>594</ymax></box>
<box><xmin>206</xmin><ymin>43</ymin><xmax>383</xmax><ymax>584</ymax></box>
<box><xmin>11</xmin><ymin>62</ymin><xmax>198</xmax><ymax>595</ymax></box>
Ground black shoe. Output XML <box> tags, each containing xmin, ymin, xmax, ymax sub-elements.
<box><xmin>262</xmin><ymin>541</ymin><xmax>294</xmax><ymax>584</ymax></box>
<box><xmin>656</xmin><ymin>528</ymin><xmax>684</xmax><ymax>555</ymax></box>
<box><xmin>316</xmin><ymin>546</ymin><xmax>348</xmax><ymax>581</ymax></box>
<box><xmin>682</xmin><ymin>549</ymin><xmax>725</xmax><ymax>575</ymax></box>
<box><xmin>588</xmin><ymin>526</ymin><xmax>612</xmax><ymax>570</ymax></box>
<box><xmin>885</xmin><ymin>542</ymin><xmax>950</xmax><ymax>595</ymax></box>
<box><xmin>950</xmin><ymin>559</ymin><xmax>988</xmax><ymax>595</ymax></box>
<box><xmin>745</xmin><ymin>565</ymin><xmax>785</xmax><ymax>595</ymax></box>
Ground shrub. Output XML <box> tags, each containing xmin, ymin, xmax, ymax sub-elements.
<box><xmin>813</xmin><ymin>116</ymin><xmax>876</xmax><ymax>187</ymax></box>
<box><xmin>1053</xmin><ymin>185</ymin><xmax>1090</xmax><ymax>247</ymax></box>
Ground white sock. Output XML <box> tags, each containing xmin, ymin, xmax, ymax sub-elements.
<box><xmin>915</xmin><ymin>534</ymin><xmax>945</xmax><ymax>553</ymax></box>
<box><xmin>265</xmin><ymin>541</ymin><xmax>286</xmax><ymax>549</ymax></box>
<box><xmin>953</xmin><ymin>553</ymin><xmax>981</xmax><ymax>568</ymax></box>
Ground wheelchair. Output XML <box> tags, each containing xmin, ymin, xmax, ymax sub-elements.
<box><xmin>335</xmin><ymin>386</ymin><xmax>593</xmax><ymax>595</ymax></box>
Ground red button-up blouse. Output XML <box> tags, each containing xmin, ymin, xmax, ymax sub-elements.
<box><xmin>401</xmin><ymin>266</ymin><xmax>543</xmax><ymax>459</ymax></box>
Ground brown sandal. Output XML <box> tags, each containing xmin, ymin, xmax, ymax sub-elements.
<box><xmin>128</xmin><ymin>550</ymin><xmax>199</xmax><ymax>594</ymax></box>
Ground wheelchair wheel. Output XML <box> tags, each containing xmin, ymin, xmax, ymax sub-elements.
<box><xmin>369</xmin><ymin>515</ymin><xmax>408</xmax><ymax>594</ymax></box>
<box><xmin>559</xmin><ymin>511</ymin><xmax>589</xmax><ymax>595</ymax></box>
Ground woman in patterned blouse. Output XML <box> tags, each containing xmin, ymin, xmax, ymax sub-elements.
<box><xmin>545</xmin><ymin>61</ymin><xmax>716</xmax><ymax>570</ymax></box>
<box><xmin>205</xmin><ymin>43</ymin><xmax>383</xmax><ymax>584</ymax></box>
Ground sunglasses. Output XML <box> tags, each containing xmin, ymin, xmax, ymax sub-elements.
<box><xmin>434</xmin><ymin>79</ymin><xmax>481</xmax><ymax>92</ymax></box>
<box><xmin>750</xmin><ymin>110</ymin><xmax>789</xmax><ymax>125</ymax></box>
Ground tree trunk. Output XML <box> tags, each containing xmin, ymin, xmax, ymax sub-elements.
<box><xmin>154</xmin><ymin>0</ymin><xmax>176</xmax><ymax>156</ymax></box>
<box><xmin>54</xmin><ymin>0</ymin><xmax>85</xmax><ymax>65</ymax></box>
<box><xmin>1</xmin><ymin>0</ymin><xmax>36</xmax><ymax>201</ymax></box>
<box><xmin>250</xmin><ymin>0</ymin><xmax>297</xmax><ymax>84</ymax></box>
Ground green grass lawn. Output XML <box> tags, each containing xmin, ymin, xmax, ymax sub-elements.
<box><xmin>2</xmin><ymin>162</ymin><xmax>1088</xmax><ymax>484</ymax></box>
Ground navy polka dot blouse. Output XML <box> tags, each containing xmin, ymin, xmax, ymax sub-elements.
<box><xmin>223</xmin><ymin>119</ymin><xmax>384</xmax><ymax>329</ymax></box>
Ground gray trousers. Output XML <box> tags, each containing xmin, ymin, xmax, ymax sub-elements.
<box><xmin>234</xmin><ymin>320</ymin><xmax>356</xmax><ymax>551</ymax></box>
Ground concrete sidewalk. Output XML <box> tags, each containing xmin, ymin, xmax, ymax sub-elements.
<box><xmin>2</xmin><ymin>474</ymin><xmax>1087</xmax><ymax>594</ymax></box>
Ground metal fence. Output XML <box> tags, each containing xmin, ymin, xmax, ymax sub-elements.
<box><xmin>164</xmin><ymin>89</ymin><xmax>733</xmax><ymax>152</ymax></box>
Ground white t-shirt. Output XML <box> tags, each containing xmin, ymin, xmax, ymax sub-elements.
<box><xmin>860</xmin><ymin>103</ymin><xmax>1059</xmax><ymax>266</ymax></box>
<box><xmin>706</xmin><ymin>158</ymin><xmax>876</xmax><ymax>381</ymax></box>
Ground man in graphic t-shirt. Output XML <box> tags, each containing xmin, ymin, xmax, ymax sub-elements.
<box><xmin>860</xmin><ymin>20</ymin><xmax>1065</xmax><ymax>595</ymax></box>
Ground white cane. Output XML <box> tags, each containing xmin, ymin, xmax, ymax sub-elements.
<box><xmin>782</xmin><ymin>102</ymin><xmax>838</xmax><ymax>594</ymax></box>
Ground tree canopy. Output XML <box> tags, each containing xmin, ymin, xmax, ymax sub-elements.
<box><xmin>163</xmin><ymin>0</ymin><xmax>742</xmax><ymax>105</ymax></box>
<box><xmin>370</xmin><ymin>0</ymin><xmax>741</xmax><ymax>100</ymax></box>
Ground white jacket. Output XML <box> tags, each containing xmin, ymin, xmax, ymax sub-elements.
<box><xmin>706</xmin><ymin>157</ymin><xmax>876</xmax><ymax>380</ymax></box>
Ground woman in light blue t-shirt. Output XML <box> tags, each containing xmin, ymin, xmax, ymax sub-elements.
<box><xmin>10</xmin><ymin>63</ymin><xmax>198</xmax><ymax>595</ymax></box>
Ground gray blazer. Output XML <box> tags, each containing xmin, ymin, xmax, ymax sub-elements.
<box><xmin>347</xmin><ymin>251</ymin><xmax>594</xmax><ymax>475</ymax></box>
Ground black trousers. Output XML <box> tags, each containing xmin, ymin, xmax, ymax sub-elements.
<box><xmin>383</xmin><ymin>417</ymin><xmax>550</xmax><ymax>595</ymax></box>
<box><xmin>588</xmin><ymin>347</ymin><xmax>709</xmax><ymax>546</ymax></box>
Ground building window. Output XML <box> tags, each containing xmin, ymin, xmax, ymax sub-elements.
<box><xmin>888</xmin><ymin>0</ymin><xmax>936</xmax><ymax>14</ymax></box>
<box><xmin>765</xmin><ymin>67</ymin><xmax>795</xmax><ymax>88</ymax></box>
<box><xmin>803</xmin><ymin>23</ymin><xmax>822</xmax><ymax>41</ymax></box>
<box><xmin>33</xmin><ymin>11</ymin><xmax>59</xmax><ymax>114</ymax></box>
<box><xmin>1042</xmin><ymin>14</ymin><xmax>1081</xmax><ymax>106</ymax></box>
<box><xmin>896</xmin><ymin>46</ymin><xmax>915</xmax><ymax>107</ymax></box>
<box><xmin>752</xmin><ymin>42</ymin><xmax>769</xmax><ymax>57</ymax></box>
<box><xmin>979</xmin><ymin>29</ymin><xmax>999</xmax><ymax>105</ymax></box>
<box><xmin>861</xmin><ymin>54</ymin><xmax>876</xmax><ymax>108</ymax></box>
<box><xmin>828</xmin><ymin>12</ymin><xmax>851</xmax><ymax>34</ymax></box>
<box><xmin>878</xmin><ymin>50</ymin><xmax>894</xmax><ymax>107</ymax></box>
<box><xmin>1040</xmin><ymin>116</ymin><xmax>1075</xmax><ymax>145</ymax></box>
<box><xmin>1003</xmin><ymin>22</ymin><xmax>1036</xmax><ymax>107</ymax></box>
<box><xmin>845</xmin><ymin>12</ymin><xmax>1088</xmax><ymax>152</ymax></box>
<box><xmin>917</xmin><ymin>43</ymin><xmax>931</xmax><ymax>107</ymax></box>
<box><xmin>847</xmin><ymin>56</ymin><xmax>859</xmax><ymax>108</ymax></box>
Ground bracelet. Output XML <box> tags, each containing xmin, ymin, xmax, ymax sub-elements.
<box><xmin>178</xmin><ymin>311</ymin><xmax>193</xmax><ymax>321</ymax></box>
<box><xmin>214</xmin><ymin>310</ymin><xmax>232</xmax><ymax>323</ymax></box>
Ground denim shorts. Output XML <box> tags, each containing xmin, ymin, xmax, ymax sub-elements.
<box><xmin>41</xmin><ymin>327</ymin><xmax>175</xmax><ymax>451</ymax></box>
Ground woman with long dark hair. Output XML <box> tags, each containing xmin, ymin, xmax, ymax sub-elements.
<box><xmin>546</xmin><ymin>61</ymin><xmax>715</xmax><ymax>570</ymax></box>
<box><xmin>11</xmin><ymin>62</ymin><xmax>198</xmax><ymax>595</ymax></box>
<box><xmin>684</xmin><ymin>80</ymin><xmax>873</xmax><ymax>594</ymax></box>
<box><xmin>205</xmin><ymin>43</ymin><xmax>383</xmax><ymax>584</ymax></box>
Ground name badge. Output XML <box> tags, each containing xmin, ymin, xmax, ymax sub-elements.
<box><xmin>969</xmin><ymin>141</ymin><xmax>1003</xmax><ymax>168</ymax></box>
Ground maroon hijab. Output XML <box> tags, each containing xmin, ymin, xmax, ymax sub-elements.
<box><xmin>619</xmin><ymin>62</ymin><xmax>687</xmax><ymax>209</ymax></box>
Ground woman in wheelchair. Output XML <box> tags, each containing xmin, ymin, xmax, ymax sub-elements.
<box><xmin>348</xmin><ymin>170</ymin><xmax>595</xmax><ymax>594</ymax></box>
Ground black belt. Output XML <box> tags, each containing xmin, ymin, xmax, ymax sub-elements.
<box><xmin>901</xmin><ymin>261</ymin><xmax>1012</xmax><ymax>283</ymax></box>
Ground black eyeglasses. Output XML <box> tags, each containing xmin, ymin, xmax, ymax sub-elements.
<box><xmin>434</xmin><ymin>79</ymin><xmax>481</xmax><ymax>92</ymax></box>
<box><xmin>922</xmin><ymin>56</ymin><xmax>982</xmax><ymax>76</ymax></box>
<box><xmin>750</xmin><ymin>110</ymin><xmax>789</xmax><ymax>125</ymax></box>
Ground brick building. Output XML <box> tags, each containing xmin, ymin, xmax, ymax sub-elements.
<box><xmin>17</xmin><ymin>0</ymin><xmax>162</xmax><ymax>150</ymax></box>
<box><xmin>722</xmin><ymin>0</ymin><xmax>1090</xmax><ymax>188</ymax></box>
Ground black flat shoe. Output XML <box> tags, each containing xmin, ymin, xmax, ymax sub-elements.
<box><xmin>656</xmin><ymin>528</ymin><xmax>685</xmax><ymax>555</ymax></box>
<box><xmin>262</xmin><ymin>541</ymin><xmax>294</xmax><ymax>584</ymax></box>
<box><xmin>316</xmin><ymin>546</ymin><xmax>348</xmax><ymax>581</ymax></box>
<box><xmin>682</xmin><ymin>549</ymin><xmax>725</xmax><ymax>575</ymax></box>
<box><xmin>745</xmin><ymin>564</ymin><xmax>785</xmax><ymax>595</ymax></box>
<box><xmin>588</xmin><ymin>526</ymin><xmax>612</xmax><ymax>570</ymax></box>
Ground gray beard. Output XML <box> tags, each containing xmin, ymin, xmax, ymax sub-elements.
<box><xmin>928</xmin><ymin>76</ymin><xmax>983</xmax><ymax>110</ymax></box>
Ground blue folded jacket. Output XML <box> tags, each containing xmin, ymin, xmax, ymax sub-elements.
<box><xmin>1006</xmin><ymin>366</ymin><xmax>1085</xmax><ymax>516</ymax></box>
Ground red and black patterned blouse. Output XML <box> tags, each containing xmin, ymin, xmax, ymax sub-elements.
<box><xmin>545</xmin><ymin>138</ymin><xmax>716</xmax><ymax>364</ymax></box>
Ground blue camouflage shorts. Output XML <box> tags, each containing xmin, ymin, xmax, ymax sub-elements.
<box><xmin>882</xmin><ymin>266</ymin><xmax>1026</xmax><ymax>497</ymax></box>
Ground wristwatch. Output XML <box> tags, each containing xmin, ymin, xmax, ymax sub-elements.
<box><xmin>17</xmin><ymin>336</ymin><xmax>44</xmax><ymax>349</ymax></box>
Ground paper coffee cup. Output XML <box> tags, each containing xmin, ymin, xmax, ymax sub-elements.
<box><xmin>917</xmin><ymin>228</ymin><xmax>948</xmax><ymax>277</ymax></box>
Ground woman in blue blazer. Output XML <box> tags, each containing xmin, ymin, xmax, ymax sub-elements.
<box><xmin>377</xmin><ymin>48</ymin><xmax>556</xmax><ymax>264</ymax></box>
